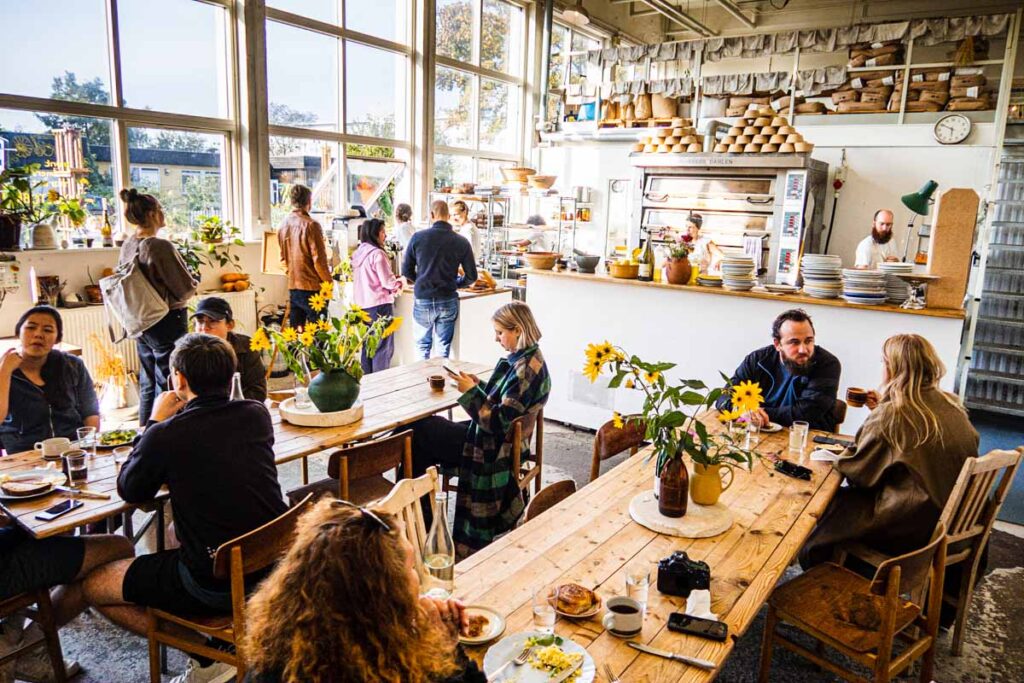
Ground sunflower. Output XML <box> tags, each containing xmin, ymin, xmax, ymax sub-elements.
<box><xmin>308</xmin><ymin>293</ymin><xmax>327</xmax><ymax>313</ymax></box>
<box><xmin>299</xmin><ymin>329</ymin><xmax>316</xmax><ymax>347</ymax></box>
<box><xmin>319</xmin><ymin>281</ymin><xmax>334</xmax><ymax>298</ymax></box>
<box><xmin>624</xmin><ymin>378</ymin><xmax>635</xmax><ymax>389</ymax></box>
<box><xmin>731</xmin><ymin>380</ymin><xmax>764</xmax><ymax>413</ymax></box>
<box><xmin>612</xmin><ymin>412</ymin><xmax>624</xmax><ymax>429</ymax></box>
<box><xmin>718</xmin><ymin>407</ymin><xmax>742</xmax><ymax>423</ymax></box>
<box><xmin>643</xmin><ymin>371</ymin><xmax>661</xmax><ymax>384</ymax></box>
<box><xmin>583</xmin><ymin>357</ymin><xmax>604</xmax><ymax>383</ymax></box>
<box><xmin>349</xmin><ymin>305</ymin><xmax>372</xmax><ymax>324</ymax></box>
<box><xmin>381</xmin><ymin>316</ymin><xmax>403</xmax><ymax>338</ymax></box>
<box><xmin>318</xmin><ymin>318</ymin><xmax>332</xmax><ymax>332</ymax></box>
<box><xmin>249</xmin><ymin>328</ymin><xmax>271</xmax><ymax>352</ymax></box>
<box><xmin>281</xmin><ymin>327</ymin><xmax>298</xmax><ymax>342</ymax></box>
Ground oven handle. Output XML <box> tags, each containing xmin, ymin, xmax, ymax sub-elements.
<box><xmin>745</xmin><ymin>196</ymin><xmax>774</xmax><ymax>205</ymax></box>
<box><xmin>645</xmin><ymin>192</ymin><xmax>669</xmax><ymax>203</ymax></box>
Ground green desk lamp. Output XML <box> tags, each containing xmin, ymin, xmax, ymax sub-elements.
<box><xmin>900</xmin><ymin>180</ymin><xmax>938</xmax><ymax>262</ymax></box>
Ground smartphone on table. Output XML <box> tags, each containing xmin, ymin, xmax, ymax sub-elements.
<box><xmin>35</xmin><ymin>499</ymin><xmax>84</xmax><ymax>521</ymax></box>
<box><xmin>667</xmin><ymin>613</ymin><xmax>729</xmax><ymax>642</ymax></box>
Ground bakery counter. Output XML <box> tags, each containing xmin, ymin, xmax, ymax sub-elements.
<box><xmin>524</xmin><ymin>269</ymin><xmax>965</xmax><ymax>433</ymax></box>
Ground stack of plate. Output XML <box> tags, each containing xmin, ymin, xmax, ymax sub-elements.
<box><xmin>878</xmin><ymin>262</ymin><xmax>914</xmax><ymax>303</ymax></box>
<box><xmin>720</xmin><ymin>256</ymin><xmax>756</xmax><ymax>291</ymax></box>
<box><xmin>800</xmin><ymin>254</ymin><xmax>843</xmax><ymax>299</ymax></box>
<box><xmin>841</xmin><ymin>269</ymin><xmax>887</xmax><ymax>305</ymax></box>
<box><xmin>697</xmin><ymin>274</ymin><xmax>722</xmax><ymax>287</ymax></box>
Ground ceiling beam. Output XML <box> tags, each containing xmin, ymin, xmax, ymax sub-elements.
<box><xmin>713</xmin><ymin>0</ymin><xmax>756</xmax><ymax>29</ymax></box>
<box><xmin>639</xmin><ymin>0</ymin><xmax>719</xmax><ymax>37</ymax></box>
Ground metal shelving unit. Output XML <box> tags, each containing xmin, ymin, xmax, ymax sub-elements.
<box><xmin>964</xmin><ymin>152</ymin><xmax>1024</xmax><ymax>417</ymax></box>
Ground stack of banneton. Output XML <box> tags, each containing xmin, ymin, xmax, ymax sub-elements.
<box><xmin>630</xmin><ymin>117</ymin><xmax>705</xmax><ymax>154</ymax></box>
<box><xmin>713</xmin><ymin>105</ymin><xmax>814</xmax><ymax>154</ymax></box>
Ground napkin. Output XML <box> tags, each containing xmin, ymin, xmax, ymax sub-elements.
<box><xmin>684</xmin><ymin>589</ymin><xmax>718</xmax><ymax>621</ymax></box>
<box><xmin>810</xmin><ymin>448</ymin><xmax>841</xmax><ymax>463</ymax></box>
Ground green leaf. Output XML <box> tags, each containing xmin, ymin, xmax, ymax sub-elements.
<box><xmin>648</xmin><ymin>361</ymin><xmax>677</xmax><ymax>373</ymax></box>
<box><xmin>679</xmin><ymin>391</ymin><xmax>705</xmax><ymax>405</ymax></box>
<box><xmin>608</xmin><ymin>370</ymin><xmax>627</xmax><ymax>389</ymax></box>
<box><xmin>661</xmin><ymin>411</ymin><xmax>686</xmax><ymax>428</ymax></box>
<box><xmin>694</xmin><ymin>420</ymin><xmax>708</xmax><ymax>444</ymax></box>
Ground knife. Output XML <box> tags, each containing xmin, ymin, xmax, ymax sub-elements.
<box><xmin>55</xmin><ymin>486</ymin><xmax>111</xmax><ymax>500</ymax></box>
<box><xmin>549</xmin><ymin>656</ymin><xmax>584</xmax><ymax>683</ymax></box>
<box><xmin>628</xmin><ymin>642</ymin><xmax>716</xmax><ymax>670</ymax></box>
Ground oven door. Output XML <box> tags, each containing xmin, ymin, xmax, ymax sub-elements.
<box><xmin>642</xmin><ymin>208</ymin><xmax>769</xmax><ymax>244</ymax></box>
<box><xmin>643</xmin><ymin>175</ymin><xmax>776</xmax><ymax>212</ymax></box>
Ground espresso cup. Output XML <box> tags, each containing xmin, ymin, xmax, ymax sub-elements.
<box><xmin>602</xmin><ymin>596</ymin><xmax>643</xmax><ymax>637</ymax></box>
<box><xmin>846</xmin><ymin>387</ymin><xmax>868</xmax><ymax>408</ymax></box>
<box><xmin>428</xmin><ymin>375</ymin><xmax>446</xmax><ymax>392</ymax></box>
<box><xmin>35</xmin><ymin>437</ymin><xmax>72</xmax><ymax>460</ymax></box>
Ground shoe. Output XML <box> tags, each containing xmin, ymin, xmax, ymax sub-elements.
<box><xmin>12</xmin><ymin>645</ymin><xmax>80</xmax><ymax>682</ymax></box>
<box><xmin>168</xmin><ymin>658</ymin><xmax>236</xmax><ymax>683</ymax></box>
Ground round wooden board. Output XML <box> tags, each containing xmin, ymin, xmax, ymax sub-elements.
<box><xmin>279</xmin><ymin>398</ymin><xmax>364</xmax><ymax>427</ymax></box>
<box><xmin>629</xmin><ymin>490</ymin><xmax>733</xmax><ymax>538</ymax></box>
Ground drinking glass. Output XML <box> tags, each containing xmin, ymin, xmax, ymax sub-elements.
<box><xmin>62</xmin><ymin>450</ymin><xmax>89</xmax><ymax>485</ymax></box>
<box><xmin>625</xmin><ymin>560</ymin><xmax>650</xmax><ymax>613</ymax></box>
<box><xmin>77</xmin><ymin>427</ymin><xmax>97</xmax><ymax>456</ymax></box>
<box><xmin>293</xmin><ymin>386</ymin><xmax>312</xmax><ymax>410</ymax></box>
<box><xmin>744</xmin><ymin>411</ymin><xmax>761</xmax><ymax>450</ymax></box>
<box><xmin>532</xmin><ymin>586</ymin><xmax>556</xmax><ymax>634</ymax></box>
<box><xmin>113</xmin><ymin>446</ymin><xmax>132</xmax><ymax>474</ymax></box>
<box><xmin>789</xmin><ymin>421</ymin><xmax>809</xmax><ymax>457</ymax></box>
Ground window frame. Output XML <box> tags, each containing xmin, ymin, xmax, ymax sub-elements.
<box><xmin>546</xmin><ymin>19</ymin><xmax>606</xmax><ymax>125</ymax></box>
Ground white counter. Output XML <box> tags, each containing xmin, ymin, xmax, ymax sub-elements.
<box><xmin>525</xmin><ymin>270</ymin><xmax>966</xmax><ymax>434</ymax></box>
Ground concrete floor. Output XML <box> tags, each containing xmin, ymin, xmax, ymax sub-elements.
<box><xmin>21</xmin><ymin>419</ymin><xmax>1024</xmax><ymax>682</ymax></box>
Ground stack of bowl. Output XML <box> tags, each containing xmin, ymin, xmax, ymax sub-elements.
<box><xmin>714</xmin><ymin>107</ymin><xmax>815</xmax><ymax>155</ymax></box>
<box><xmin>841</xmin><ymin>269</ymin><xmax>888</xmax><ymax>305</ymax></box>
<box><xmin>878</xmin><ymin>262</ymin><xmax>914</xmax><ymax>303</ymax></box>
<box><xmin>631</xmin><ymin>118</ymin><xmax>703</xmax><ymax>154</ymax></box>
<box><xmin>696</xmin><ymin>273</ymin><xmax>723</xmax><ymax>287</ymax></box>
<box><xmin>720</xmin><ymin>256</ymin><xmax>757</xmax><ymax>291</ymax></box>
<box><xmin>800</xmin><ymin>254</ymin><xmax>843</xmax><ymax>298</ymax></box>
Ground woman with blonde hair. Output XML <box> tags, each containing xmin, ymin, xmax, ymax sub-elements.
<box><xmin>409</xmin><ymin>301</ymin><xmax>550</xmax><ymax>555</ymax></box>
<box><xmin>243</xmin><ymin>499</ymin><xmax>483</xmax><ymax>683</ymax></box>
<box><xmin>800</xmin><ymin>333</ymin><xmax>978</xmax><ymax>568</ymax></box>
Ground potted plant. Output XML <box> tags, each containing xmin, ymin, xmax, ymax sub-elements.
<box><xmin>250</xmin><ymin>281</ymin><xmax>403</xmax><ymax>413</ymax></box>
<box><xmin>583</xmin><ymin>341</ymin><xmax>762</xmax><ymax>517</ymax></box>
<box><xmin>173</xmin><ymin>215</ymin><xmax>245</xmax><ymax>280</ymax></box>
<box><xmin>0</xmin><ymin>164</ymin><xmax>88</xmax><ymax>250</ymax></box>
<box><xmin>665</xmin><ymin>234</ymin><xmax>694</xmax><ymax>285</ymax></box>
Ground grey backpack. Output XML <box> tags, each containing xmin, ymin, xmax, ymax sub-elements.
<box><xmin>100</xmin><ymin>253</ymin><xmax>169</xmax><ymax>341</ymax></box>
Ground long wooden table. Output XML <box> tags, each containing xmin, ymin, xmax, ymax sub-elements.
<box><xmin>457</xmin><ymin>418</ymin><xmax>843</xmax><ymax>681</ymax></box>
<box><xmin>0</xmin><ymin>358</ymin><xmax>489</xmax><ymax>539</ymax></box>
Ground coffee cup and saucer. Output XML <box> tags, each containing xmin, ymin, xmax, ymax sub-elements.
<box><xmin>602</xmin><ymin>596</ymin><xmax>643</xmax><ymax>638</ymax></box>
<box><xmin>35</xmin><ymin>437</ymin><xmax>72</xmax><ymax>461</ymax></box>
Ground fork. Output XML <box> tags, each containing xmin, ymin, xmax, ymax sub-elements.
<box><xmin>488</xmin><ymin>644</ymin><xmax>534</xmax><ymax>681</ymax></box>
<box><xmin>603</xmin><ymin>662</ymin><xmax>621</xmax><ymax>682</ymax></box>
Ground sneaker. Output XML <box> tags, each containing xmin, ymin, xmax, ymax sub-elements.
<box><xmin>168</xmin><ymin>658</ymin><xmax>236</xmax><ymax>683</ymax></box>
<box><xmin>12</xmin><ymin>645</ymin><xmax>80</xmax><ymax>682</ymax></box>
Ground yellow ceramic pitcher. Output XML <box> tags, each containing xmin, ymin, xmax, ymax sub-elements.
<box><xmin>690</xmin><ymin>463</ymin><xmax>734</xmax><ymax>506</ymax></box>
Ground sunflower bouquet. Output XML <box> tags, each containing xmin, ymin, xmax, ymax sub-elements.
<box><xmin>250</xmin><ymin>281</ymin><xmax>402</xmax><ymax>384</ymax></box>
<box><xmin>583</xmin><ymin>341</ymin><xmax>761</xmax><ymax>473</ymax></box>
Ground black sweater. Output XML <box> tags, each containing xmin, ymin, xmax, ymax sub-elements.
<box><xmin>118</xmin><ymin>395</ymin><xmax>286</xmax><ymax>589</ymax></box>
<box><xmin>401</xmin><ymin>221</ymin><xmax>477</xmax><ymax>300</ymax></box>
<box><xmin>717</xmin><ymin>344</ymin><xmax>841</xmax><ymax>431</ymax></box>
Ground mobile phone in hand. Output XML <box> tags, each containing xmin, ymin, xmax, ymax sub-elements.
<box><xmin>667</xmin><ymin>613</ymin><xmax>728</xmax><ymax>642</ymax></box>
<box><xmin>442</xmin><ymin>363</ymin><xmax>460</xmax><ymax>377</ymax></box>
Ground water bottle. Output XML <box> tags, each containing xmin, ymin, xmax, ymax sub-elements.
<box><xmin>422</xmin><ymin>493</ymin><xmax>455</xmax><ymax>599</ymax></box>
<box><xmin>229</xmin><ymin>372</ymin><xmax>244</xmax><ymax>401</ymax></box>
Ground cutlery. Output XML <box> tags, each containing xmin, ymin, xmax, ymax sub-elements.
<box><xmin>55</xmin><ymin>486</ymin><xmax>111</xmax><ymax>500</ymax></box>
<box><xmin>549</xmin><ymin>655</ymin><xmax>583</xmax><ymax>683</ymax></box>
<box><xmin>602</xmin><ymin>662</ymin><xmax>620</xmax><ymax>682</ymax></box>
<box><xmin>487</xmin><ymin>644</ymin><xmax>533</xmax><ymax>681</ymax></box>
<box><xmin>627</xmin><ymin>642</ymin><xmax>716</xmax><ymax>670</ymax></box>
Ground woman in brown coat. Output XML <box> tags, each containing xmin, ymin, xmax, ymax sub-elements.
<box><xmin>800</xmin><ymin>333</ymin><xmax>978</xmax><ymax>568</ymax></box>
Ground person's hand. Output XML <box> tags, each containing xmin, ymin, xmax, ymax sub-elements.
<box><xmin>151</xmin><ymin>391</ymin><xmax>186</xmax><ymax>422</ymax></box>
<box><xmin>865</xmin><ymin>390</ymin><xmax>879</xmax><ymax>410</ymax></box>
<box><xmin>419</xmin><ymin>596</ymin><xmax>467</xmax><ymax>641</ymax></box>
<box><xmin>0</xmin><ymin>349</ymin><xmax>22</xmax><ymax>377</ymax></box>
<box><xmin>454</xmin><ymin>371</ymin><xmax>480</xmax><ymax>393</ymax></box>
<box><xmin>748</xmin><ymin>408</ymin><xmax>771</xmax><ymax>428</ymax></box>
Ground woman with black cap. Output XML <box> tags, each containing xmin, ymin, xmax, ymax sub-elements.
<box><xmin>0</xmin><ymin>305</ymin><xmax>100</xmax><ymax>454</ymax></box>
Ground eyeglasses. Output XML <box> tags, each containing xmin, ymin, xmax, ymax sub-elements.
<box><xmin>332</xmin><ymin>499</ymin><xmax>390</xmax><ymax>532</ymax></box>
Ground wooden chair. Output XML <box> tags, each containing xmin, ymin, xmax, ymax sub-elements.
<box><xmin>590</xmin><ymin>417</ymin><xmax>646</xmax><ymax>482</ymax></box>
<box><xmin>833</xmin><ymin>398</ymin><xmax>848</xmax><ymax>431</ymax></box>
<box><xmin>286</xmin><ymin>431</ymin><xmax>413</xmax><ymax>506</ymax></box>
<box><xmin>442</xmin><ymin>407</ymin><xmax>545</xmax><ymax>497</ymax></box>
<box><xmin>377</xmin><ymin>466</ymin><xmax>440</xmax><ymax>583</ymax></box>
<box><xmin>524</xmin><ymin>479</ymin><xmax>577</xmax><ymax>522</ymax></box>
<box><xmin>146</xmin><ymin>494</ymin><xmax>315</xmax><ymax>683</ymax></box>
<box><xmin>759</xmin><ymin>525</ymin><xmax>947</xmax><ymax>683</ymax></box>
<box><xmin>0</xmin><ymin>589</ymin><xmax>66</xmax><ymax>683</ymax></box>
<box><xmin>840</xmin><ymin>447</ymin><xmax>1023</xmax><ymax>655</ymax></box>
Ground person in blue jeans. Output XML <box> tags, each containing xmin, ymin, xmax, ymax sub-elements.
<box><xmin>402</xmin><ymin>200</ymin><xmax>477</xmax><ymax>359</ymax></box>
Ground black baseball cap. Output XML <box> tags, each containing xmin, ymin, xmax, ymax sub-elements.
<box><xmin>191</xmin><ymin>297</ymin><xmax>233</xmax><ymax>322</ymax></box>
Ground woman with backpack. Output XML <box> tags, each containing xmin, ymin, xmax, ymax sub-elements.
<box><xmin>117</xmin><ymin>188</ymin><xmax>197</xmax><ymax>424</ymax></box>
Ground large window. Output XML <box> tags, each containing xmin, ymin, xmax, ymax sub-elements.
<box><xmin>546</xmin><ymin>21</ymin><xmax>602</xmax><ymax>125</ymax></box>
<box><xmin>432</xmin><ymin>0</ymin><xmax>526</xmax><ymax>189</ymax></box>
<box><xmin>0</xmin><ymin>0</ymin><xmax>233</xmax><ymax>231</ymax></box>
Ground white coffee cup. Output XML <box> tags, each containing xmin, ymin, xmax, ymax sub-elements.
<box><xmin>602</xmin><ymin>596</ymin><xmax>643</xmax><ymax>637</ymax></box>
<box><xmin>34</xmin><ymin>437</ymin><xmax>72</xmax><ymax>459</ymax></box>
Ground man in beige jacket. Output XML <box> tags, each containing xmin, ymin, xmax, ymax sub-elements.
<box><xmin>277</xmin><ymin>184</ymin><xmax>333</xmax><ymax>328</ymax></box>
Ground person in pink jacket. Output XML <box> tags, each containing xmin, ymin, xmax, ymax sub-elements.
<box><xmin>352</xmin><ymin>218</ymin><xmax>404</xmax><ymax>373</ymax></box>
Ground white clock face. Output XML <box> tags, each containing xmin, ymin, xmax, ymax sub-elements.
<box><xmin>933</xmin><ymin>114</ymin><xmax>971</xmax><ymax>145</ymax></box>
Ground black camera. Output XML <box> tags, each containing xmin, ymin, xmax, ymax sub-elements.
<box><xmin>657</xmin><ymin>551</ymin><xmax>711</xmax><ymax>598</ymax></box>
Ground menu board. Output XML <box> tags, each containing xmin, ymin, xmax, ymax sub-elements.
<box><xmin>775</xmin><ymin>170</ymin><xmax>808</xmax><ymax>285</ymax></box>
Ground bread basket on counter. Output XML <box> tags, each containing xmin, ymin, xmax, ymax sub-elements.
<box><xmin>527</xmin><ymin>175</ymin><xmax>557</xmax><ymax>189</ymax></box>
<box><xmin>608</xmin><ymin>263</ymin><xmax>640</xmax><ymax>279</ymax></box>
<box><xmin>500</xmin><ymin>167</ymin><xmax>536</xmax><ymax>183</ymax></box>
<box><xmin>522</xmin><ymin>251</ymin><xmax>560</xmax><ymax>270</ymax></box>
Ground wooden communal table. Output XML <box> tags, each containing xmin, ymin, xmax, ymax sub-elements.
<box><xmin>457</xmin><ymin>416</ymin><xmax>843</xmax><ymax>682</ymax></box>
<box><xmin>271</xmin><ymin>358</ymin><xmax>490</xmax><ymax>469</ymax></box>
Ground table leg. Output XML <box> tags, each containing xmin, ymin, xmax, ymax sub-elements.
<box><xmin>302</xmin><ymin>457</ymin><xmax>309</xmax><ymax>485</ymax></box>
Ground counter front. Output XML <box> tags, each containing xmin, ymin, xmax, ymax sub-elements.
<box><xmin>524</xmin><ymin>269</ymin><xmax>965</xmax><ymax>434</ymax></box>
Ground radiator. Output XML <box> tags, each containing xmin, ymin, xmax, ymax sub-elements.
<box><xmin>62</xmin><ymin>290</ymin><xmax>258</xmax><ymax>375</ymax></box>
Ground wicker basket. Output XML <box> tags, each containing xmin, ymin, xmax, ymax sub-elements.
<box><xmin>500</xmin><ymin>167</ymin><xmax>536</xmax><ymax>183</ymax></box>
<box><xmin>608</xmin><ymin>263</ymin><xmax>640</xmax><ymax>279</ymax></box>
<box><xmin>527</xmin><ymin>175</ymin><xmax>557</xmax><ymax>189</ymax></box>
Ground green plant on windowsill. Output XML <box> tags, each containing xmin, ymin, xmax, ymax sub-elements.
<box><xmin>1</xmin><ymin>163</ymin><xmax>89</xmax><ymax>227</ymax></box>
<box><xmin>173</xmin><ymin>214</ymin><xmax>245</xmax><ymax>278</ymax></box>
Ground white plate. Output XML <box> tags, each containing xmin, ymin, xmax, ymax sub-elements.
<box><xmin>0</xmin><ymin>468</ymin><xmax>66</xmax><ymax>501</ymax></box>
<box><xmin>483</xmin><ymin>632</ymin><xmax>596</xmax><ymax>683</ymax></box>
<box><xmin>761</xmin><ymin>422</ymin><xmax>783</xmax><ymax>433</ymax></box>
<box><xmin>458</xmin><ymin>605</ymin><xmax>506</xmax><ymax>646</ymax></box>
<box><xmin>548</xmin><ymin>590</ymin><xmax>603</xmax><ymax>619</ymax></box>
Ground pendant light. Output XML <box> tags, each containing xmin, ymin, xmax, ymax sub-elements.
<box><xmin>563</xmin><ymin>0</ymin><xmax>590</xmax><ymax>27</ymax></box>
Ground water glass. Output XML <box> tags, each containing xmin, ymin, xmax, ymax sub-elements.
<box><xmin>532</xmin><ymin>587</ymin><xmax>556</xmax><ymax>635</ymax></box>
<box><xmin>62</xmin><ymin>450</ymin><xmax>89</xmax><ymax>485</ymax></box>
<box><xmin>625</xmin><ymin>560</ymin><xmax>650</xmax><ymax>612</ymax></box>
<box><xmin>789</xmin><ymin>421</ymin><xmax>809</xmax><ymax>456</ymax></box>
<box><xmin>113</xmin><ymin>446</ymin><xmax>132</xmax><ymax>474</ymax></box>
<box><xmin>77</xmin><ymin>427</ymin><xmax>97</xmax><ymax>456</ymax></box>
<box><xmin>293</xmin><ymin>385</ymin><xmax>312</xmax><ymax>410</ymax></box>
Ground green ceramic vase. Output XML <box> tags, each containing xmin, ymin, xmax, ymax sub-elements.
<box><xmin>307</xmin><ymin>369</ymin><xmax>360</xmax><ymax>412</ymax></box>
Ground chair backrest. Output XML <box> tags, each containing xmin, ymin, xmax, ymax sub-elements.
<box><xmin>833</xmin><ymin>399</ymin><xmax>848</xmax><ymax>430</ymax></box>
<box><xmin>328</xmin><ymin>430</ymin><xmax>413</xmax><ymax>500</ymax></box>
<box><xmin>212</xmin><ymin>493</ymin><xmax>316</xmax><ymax>580</ymax></box>
<box><xmin>938</xmin><ymin>447</ymin><xmax>1023</xmax><ymax>549</ymax></box>
<box><xmin>870</xmin><ymin>523</ymin><xmax>947</xmax><ymax>602</ymax></box>
<box><xmin>524</xmin><ymin>479</ymin><xmax>577</xmax><ymax>522</ymax></box>
<box><xmin>376</xmin><ymin>466</ymin><xmax>440</xmax><ymax>581</ymax></box>
<box><xmin>506</xmin><ymin>409</ymin><xmax>540</xmax><ymax>447</ymax></box>
<box><xmin>590</xmin><ymin>418</ymin><xmax>646</xmax><ymax>482</ymax></box>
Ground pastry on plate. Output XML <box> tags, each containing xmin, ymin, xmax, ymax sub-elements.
<box><xmin>552</xmin><ymin>584</ymin><xmax>597</xmax><ymax>615</ymax></box>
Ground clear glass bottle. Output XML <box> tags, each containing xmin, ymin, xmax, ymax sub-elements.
<box><xmin>293</xmin><ymin>356</ymin><xmax>312</xmax><ymax>409</ymax></box>
<box><xmin>229</xmin><ymin>372</ymin><xmax>244</xmax><ymax>401</ymax></box>
<box><xmin>422</xmin><ymin>493</ymin><xmax>455</xmax><ymax>599</ymax></box>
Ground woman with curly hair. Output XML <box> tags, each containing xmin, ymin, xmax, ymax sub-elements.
<box><xmin>242</xmin><ymin>498</ymin><xmax>484</xmax><ymax>683</ymax></box>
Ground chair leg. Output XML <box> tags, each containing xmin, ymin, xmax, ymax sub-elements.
<box><xmin>951</xmin><ymin>560</ymin><xmax>977</xmax><ymax>656</ymax></box>
<box><xmin>758</xmin><ymin>605</ymin><xmax>778</xmax><ymax>683</ymax></box>
<box><xmin>147</xmin><ymin>611</ymin><xmax>161</xmax><ymax>683</ymax></box>
<box><xmin>35</xmin><ymin>590</ymin><xmax>67</xmax><ymax>683</ymax></box>
<box><xmin>919</xmin><ymin>637</ymin><xmax>936</xmax><ymax>683</ymax></box>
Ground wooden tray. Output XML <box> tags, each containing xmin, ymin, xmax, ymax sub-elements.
<box><xmin>629</xmin><ymin>490</ymin><xmax>733</xmax><ymax>538</ymax></box>
<box><xmin>279</xmin><ymin>398</ymin><xmax>364</xmax><ymax>427</ymax></box>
